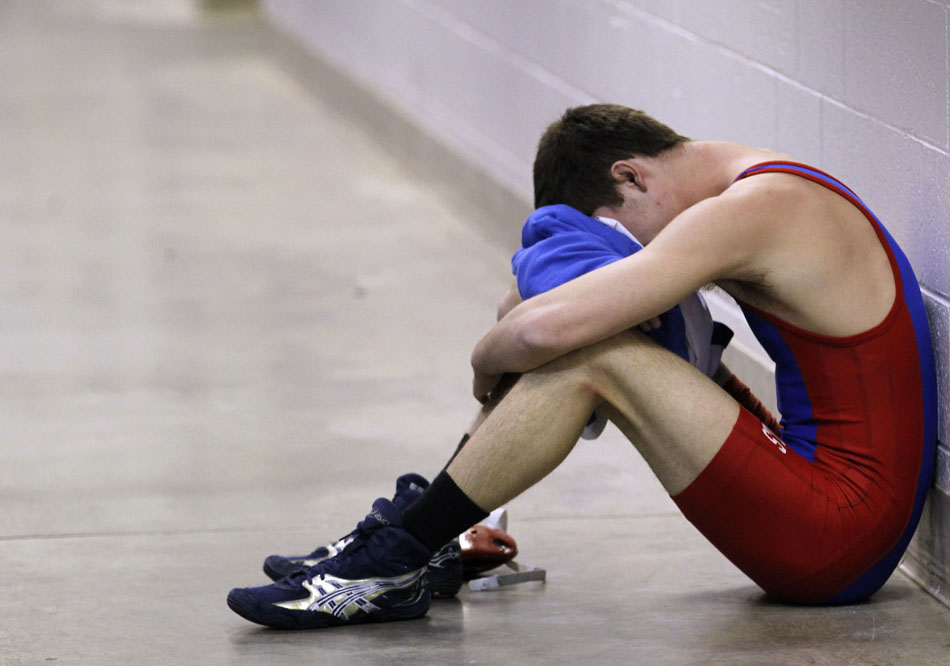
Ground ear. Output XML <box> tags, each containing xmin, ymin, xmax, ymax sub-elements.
<box><xmin>609</xmin><ymin>159</ymin><xmax>646</xmax><ymax>191</ymax></box>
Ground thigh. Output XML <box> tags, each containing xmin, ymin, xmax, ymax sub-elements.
<box><xmin>583</xmin><ymin>330</ymin><xmax>740</xmax><ymax>495</ymax></box>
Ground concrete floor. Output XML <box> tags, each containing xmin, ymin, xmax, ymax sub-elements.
<box><xmin>1</xmin><ymin>2</ymin><xmax>949</xmax><ymax>664</ymax></box>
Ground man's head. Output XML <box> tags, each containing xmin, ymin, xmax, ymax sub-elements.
<box><xmin>533</xmin><ymin>104</ymin><xmax>689</xmax><ymax>215</ymax></box>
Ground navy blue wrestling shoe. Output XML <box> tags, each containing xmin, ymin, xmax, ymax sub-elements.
<box><xmin>262</xmin><ymin>473</ymin><xmax>428</xmax><ymax>580</ymax></box>
<box><xmin>262</xmin><ymin>473</ymin><xmax>463</xmax><ymax>598</ymax></box>
<box><xmin>228</xmin><ymin>498</ymin><xmax>432</xmax><ymax>629</ymax></box>
<box><xmin>426</xmin><ymin>537</ymin><xmax>462</xmax><ymax>598</ymax></box>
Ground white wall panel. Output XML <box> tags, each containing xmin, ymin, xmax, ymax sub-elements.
<box><xmin>266</xmin><ymin>0</ymin><xmax>598</xmax><ymax>196</ymax></box>
<box><xmin>908</xmin><ymin>154</ymin><xmax>950</xmax><ymax>294</ymax></box>
<box><xmin>938</xmin><ymin>445</ymin><xmax>950</xmax><ymax>493</ymax></box>
<box><xmin>775</xmin><ymin>82</ymin><xmax>823</xmax><ymax>165</ymax></box>
<box><xmin>843</xmin><ymin>0</ymin><xmax>948</xmax><ymax>148</ymax></box>
<box><xmin>668</xmin><ymin>0</ymin><xmax>799</xmax><ymax>75</ymax></box>
<box><xmin>425</xmin><ymin>0</ymin><xmax>585</xmax><ymax>76</ymax></box>
<box><xmin>649</xmin><ymin>33</ymin><xmax>779</xmax><ymax>146</ymax></box>
<box><xmin>820</xmin><ymin>100</ymin><xmax>949</xmax><ymax>293</ymax></box>
<box><xmin>797</xmin><ymin>0</ymin><xmax>848</xmax><ymax>96</ymax></box>
<box><xmin>620</xmin><ymin>0</ymin><xmax>682</xmax><ymax>24</ymax></box>
<box><xmin>573</xmin><ymin>3</ymin><xmax>662</xmax><ymax>106</ymax></box>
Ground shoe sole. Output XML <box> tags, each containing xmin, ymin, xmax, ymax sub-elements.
<box><xmin>227</xmin><ymin>588</ymin><xmax>429</xmax><ymax>629</ymax></box>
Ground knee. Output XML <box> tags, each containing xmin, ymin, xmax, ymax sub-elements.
<box><xmin>522</xmin><ymin>330</ymin><xmax>655</xmax><ymax>402</ymax></box>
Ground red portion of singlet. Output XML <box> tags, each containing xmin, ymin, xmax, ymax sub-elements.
<box><xmin>672</xmin><ymin>164</ymin><xmax>927</xmax><ymax>603</ymax></box>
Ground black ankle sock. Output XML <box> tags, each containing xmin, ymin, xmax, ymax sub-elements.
<box><xmin>402</xmin><ymin>470</ymin><xmax>488</xmax><ymax>552</ymax></box>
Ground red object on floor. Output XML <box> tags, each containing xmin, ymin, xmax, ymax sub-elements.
<box><xmin>459</xmin><ymin>525</ymin><xmax>518</xmax><ymax>577</ymax></box>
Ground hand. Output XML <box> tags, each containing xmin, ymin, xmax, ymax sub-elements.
<box><xmin>473</xmin><ymin>370</ymin><xmax>503</xmax><ymax>404</ymax></box>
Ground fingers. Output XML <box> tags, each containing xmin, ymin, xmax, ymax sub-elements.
<box><xmin>474</xmin><ymin>372</ymin><xmax>502</xmax><ymax>403</ymax></box>
<box><xmin>638</xmin><ymin>317</ymin><xmax>662</xmax><ymax>332</ymax></box>
<box><xmin>473</xmin><ymin>372</ymin><xmax>521</xmax><ymax>404</ymax></box>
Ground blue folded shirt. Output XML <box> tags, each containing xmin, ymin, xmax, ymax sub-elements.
<box><xmin>512</xmin><ymin>204</ymin><xmax>691</xmax><ymax>361</ymax></box>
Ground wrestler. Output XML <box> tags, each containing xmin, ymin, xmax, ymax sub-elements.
<box><xmin>227</xmin><ymin>104</ymin><xmax>936</xmax><ymax>628</ymax></box>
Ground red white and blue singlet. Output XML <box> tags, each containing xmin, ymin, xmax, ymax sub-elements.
<box><xmin>673</xmin><ymin>162</ymin><xmax>937</xmax><ymax>604</ymax></box>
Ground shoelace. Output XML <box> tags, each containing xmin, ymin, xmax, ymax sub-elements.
<box><xmin>304</xmin><ymin>532</ymin><xmax>355</xmax><ymax>560</ymax></box>
<box><xmin>279</xmin><ymin>521</ymin><xmax>376</xmax><ymax>589</ymax></box>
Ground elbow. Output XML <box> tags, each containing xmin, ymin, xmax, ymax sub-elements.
<box><xmin>511</xmin><ymin>305</ymin><xmax>566</xmax><ymax>366</ymax></box>
<box><xmin>496</xmin><ymin>284</ymin><xmax>524</xmax><ymax>321</ymax></box>
<box><xmin>514</xmin><ymin>309</ymin><xmax>551</xmax><ymax>356</ymax></box>
<box><xmin>471</xmin><ymin>306</ymin><xmax>561</xmax><ymax>375</ymax></box>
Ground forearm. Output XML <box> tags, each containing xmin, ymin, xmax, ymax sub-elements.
<box><xmin>474</xmin><ymin>262</ymin><xmax>665</xmax><ymax>377</ymax></box>
<box><xmin>473</xmin><ymin>235</ymin><xmax>724</xmax><ymax>388</ymax></box>
<box><xmin>475</xmin><ymin>277</ymin><xmax>646</xmax><ymax>379</ymax></box>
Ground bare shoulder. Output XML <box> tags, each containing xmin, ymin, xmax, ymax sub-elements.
<box><xmin>718</xmin><ymin>168</ymin><xmax>878</xmax><ymax>260</ymax></box>
<box><xmin>722</xmin><ymin>169</ymin><xmax>824</xmax><ymax>211</ymax></box>
<box><xmin>708</xmin><ymin>169</ymin><xmax>896</xmax><ymax>335</ymax></box>
<box><xmin>645</xmin><ymin>177</ymin><xmax>794</xmax><ymax>285</ymax></box>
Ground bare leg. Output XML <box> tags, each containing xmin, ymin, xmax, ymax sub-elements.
<box><xmin>446</xmin><ymin>330</ymin><xmax>739</xmax><ymax>510</ymax></box>
<box><xmin>465</xmin><ymin>373</ymin><xmax>520</xmax><ymax>435</ymax></box>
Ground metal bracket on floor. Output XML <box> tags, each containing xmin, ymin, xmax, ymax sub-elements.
<box><xmin>467</xmin><ymin>561</ymin><xmax>546</xmax><ymax>591</ymax></box>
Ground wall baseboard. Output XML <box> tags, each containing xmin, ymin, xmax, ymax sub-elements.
<box><xmin>902</xmin><ymin>486</ymin><xmax>950</xmax><ymax>607</ymax></box>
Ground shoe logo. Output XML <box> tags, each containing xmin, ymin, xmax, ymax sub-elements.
<box><xmin>274</xmin><ymin>569</ymin><xmax>426</xmax><ymax>620</ymax></box>
<box><xmin>428</xmin><ymin>542</ymin><xmax>461</xmax><ymax>568</ymax></box>
<box><xmin>370</xmin><ymin>506</ymin><xmax>391</xmax><ymax>526</ymax></box>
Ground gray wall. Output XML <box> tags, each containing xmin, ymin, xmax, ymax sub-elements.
<box><xmin>262</xmin><ymin>0</ymin><xmax>950</xmax><ymax>604</ymax></box>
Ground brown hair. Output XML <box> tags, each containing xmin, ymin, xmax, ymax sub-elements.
<box><xmin>533</xmin><ymin>104</ymin><xmax>689</xmax><ymax>214</ymax></box>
